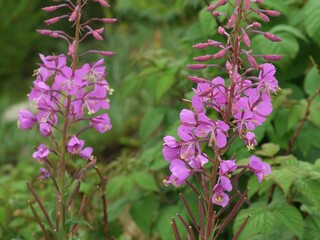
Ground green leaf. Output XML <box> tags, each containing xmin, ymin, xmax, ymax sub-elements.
<box><xmin>247</xmin><ymin>175</ymin><xmax>260</xmax><ymax>199</ymax></box>
<box><xmin>270</xmin><ymin>169</ymin><xmax>295</xmax><ymax>196</ymax></box>
<box><xmin>130</xmin><ymin>195</ymin><xmax>158</xmax><ymax>235</ymax></box>
<box><xmin>199</xmin><ymin>7</ymin><xmax>217</xmax><ymax>36</ymax></box>
<box><xmin>255</xmin><ymin>143</ymin><xmax>280</xmax><ymax>157</ymax></box>
<box><xmin>271</xmin><ymin>24</ymin><xmax>309</xmax><ymax>43</ymax></box>
<box><xmin>107</xmin><ymin>175</ymin><xmax>131</xmax><ymax>199</ymax></box>
<box><xmin>233</xmin><ymin>203</ymin><xmax>275</xmax><ymax>240</ymax></box>
<box><xmin>139</xmin><ymin>108</ymin><xmax>165</xmax><ymax>141</ymax></box>
<box><xmin>65</xmin><ymin>218</ymin><xmax>93</xmax><ymax>229</ymax></box>
<box><xmin>295</xmin><ymin>179</ymin><xmax>320</xmax><ymax>208</ymax></box>
<box><xmin>303</xmin><ymin>215</ymin><xmax>320</xmax><ymax>240</ymax></box>
<box><xmin>304</xmin><ymin>0</ymin><xmax>320</xmax><ymax>46</ymax></box>
<box><xmin>155</xmin><ymin>67</ymin><xmax>178</xmax><ymax>102</ymax></box>
<box><xmin>131</xmin><ymin>170</ymin><xmax>159</xmax><ymax>192</ymax></box>
<box><xmin>273</xmin><ymin>204</ymin><xmax>304</xmax><ymax>238</ymax></box>
<box><xmin>304</xmin><ymin>67</ymin><xmax>320</xmax><ymax>96</ymax></box>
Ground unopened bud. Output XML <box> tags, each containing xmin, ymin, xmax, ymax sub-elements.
<box><xmin>193</xmin><ymin>55</ymin><xmax>213</xmax><ymax>62</ymax></box>
<box><xmin>187</xmin><ymin>64</ymin><xmax>207</xmax><ymax>70</ymax></box>
<box><xmin>212</xmin><ymin>11</ymin><xmax>221</xmax><ymax>17</ymax></box>
<box><xmin>95</xmin><ymin>0</ymin><xmax>110</xmax><ymax>7</ymax></box>
<box><xmin>264</xmin><ymin>32</ymin><xmax>281</xmax><ymax>42</ymax></box>
<box><xmin>263</xmin><ymin>54</ymin><xmax>284</xmax><ymax>61</ymax></box>
<box><xmin>252</xmin><ymin>22</ymin><xmax>261</xmax><ymax>28</ymax></box>
<box><xmin>187</xmin><ymin>76</ymin><xmax>207</xmax><ymax>83</ymax></box>
<box><xmin>244</xmin><ymin>0</ymin><xmax>251</xmax><ymax>10</ymax></box>
<box><xmin>247</xmin><ymin>54</ymin><xmax>258</xmax><ymax>69</ymax></box>
<box><xmin>218</xmin><ymin>26</ymin><xmax>226</xmax><ymax>35</ymax></box>
<box><xmin>95</xmin><ymin>27</ymin><xmax>104</xmax><ymax>34</ymax></box>
<box><xmin>99</xmin><ymin>51</ymin><xmax>116</xmax><ymax>56</ymax></box>
<box><xmin>193</xmin><ymin>42</ymin><xmax>210</xmax><ymax>49</ymax></box>
<box><xmin>207</xmin><ymin>39</ymin><xmax>222</xmax><ymax>47</ymax></box>
<box><xmin>258</xmin><ymin>12</ymin><xmax>270</xmax><ymax>22</ymax></box>
<box><xmin>49</xmin><ymin>33</ymin><xmax>60</xmax><ymax>38</ymax></box>
<box><xmin>42</xmin><ymin>5</ymin><xmax>59</xmax><ymax>12</ymax></box>
<box><xmin>44</xmin><ymin>16</ymin><xmax>62</xmax><ymax>25</ymax></box>
<box><xmin>92</xmin><ymin>31</ymin><xmax>103</xmax><ymax>41</ymax></box>
<box><xmin>36</xmin><ymin>29</ymin><xmax>53</xmax><ymax>35</ymax></box>
<box><xmin>213</xmin><ymin>48</ymin><xmax>228</xmax><ymax>59</ymax></box>
<box><xmin>241</xmin><ymin>28</ymin><xmax>250</xmax><ymax>47</ymax></box>
<box><xmin>264</xmin><ymin>10</ymin><xmax>281</xmax><ymax>17</ymax></box>
<box><xmin>100</xmin><ymin>18</ymin><xmax>117</xmax><ymax>23</ymax></box>
<box><xmin>69</xmin><ymin>6</ymin><xmax>79</xmax><ymax>22</ymax></box>
<box><xmin>227</xmin><ymin>13</ymin><xmax>236</xmax><ymax>28</ymax></box>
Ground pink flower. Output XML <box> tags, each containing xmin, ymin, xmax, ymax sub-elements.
<box><xmin>248</xmin><ymin>155</ymin><xmax>271</xmax><ymax>183</ymax></box>
<box><xmin>258</xmin><ymin>63</ymin><xmax>278</xmax><ymax>94</ymax></box>
<box><xmin>212</xmin><ymin>176</ymin><xmax>233</xmax><ymax>207</ymax></box>
<box><xmin>162</xmin><ymin>136</ymin><xmax>180</xmax><ymax>161</ymax></box>
<box><xmin>165</xmin><ymin>159</ymin><xmax>191</xmax><ymax>186</ymax></box>
<box><xmin>18</xmin><ymin>110</ymin><xmax>36</xmax><ymax>130</ymax></box>
<box><xmin>79</xmin><ymin>147</ymin><xmax>93</xmax><ymax>160</ymax></box>
<box><xmin>67</xmin><ymin>135</ymin><xmax>85</xmax><ymax>154</ymax></box>
<box><xmin>39</xmin><ymin>168</ymin><xmax>50</xmax><ymax>180</ymax></box>
<box><xmin>219</xmin><ymin>160</ymin><xmax>237</xmax><ymax>175</ymax></box>
<box><xmin>90</xmin><ymin>114</ymin><xmax>112</xmax><ymax>133</ymax></box>
<box><xmin>32</xmin><ymin>144</ymin><xmax>50</xmax><ymax>162</ymax></box>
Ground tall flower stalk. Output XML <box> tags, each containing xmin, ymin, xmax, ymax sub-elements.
<box><xmin>18</xmin><ymin>0</ymin><xmax>116</xmax><ymax>239</ymax></box>
<box><xmin>162</xmin><ymin>0</ymin><xmax>282</xmax><ymax>239</ymax></box>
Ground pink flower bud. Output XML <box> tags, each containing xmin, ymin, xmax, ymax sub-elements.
<box><xmin>42</xmin><ymin>5</ymin><xmax>59</xmax><ymax>12</ymax></box>
<box><xmin>241</xmin><ymin>28</ymin><xmax>250</xmax><ymax>47</ymax></box>
<box><xmin>68</xmin><ymin>41</ymin><xmax>76</xmax><ymax>56</ymax></box>
<box><xmin>193</xmin><ymin>55</ymin><xmax>213</xmax><ymax>62</ymax></box>
<box><xmin>263</xmin><ymin>54</ymin><xmax>284</xmax><ymax>61</ymax></box>
<box><xmin>99</xmin><ymin>51</ymin><xmax>116</xmax><ymax>56</ymax></box>
<box><xmin>44</xmin><ymin>16</ymin><xmax>62</xmax><ymax>25</ymax></box>
<box><xmin>207</xmin><ymin>39</ymin><xmax>222</xmax><ymax>47</ymax></box>
<box><xmin>212</xmin><ymin>11</ymin><xmax>221</xmax><ymax>17</ymax></box>
<box><xmin>92</xmin><ymin>31</ymin><xmax>103</xmax><ymax>41</ymax></box>
<box><xmin>207</xmin><ymin>0</ymin><xmax>228</xmax><ymax>11</ymax></box>
<box><xmin>258</xmin><ymin>12</ymin><xmax>270</xmax><ymax>22</ymax></box>
<box><xmin>69</xmin><ymin>6</ymin><xmax>79</xmax><ymax>22</ymax></box>
<box><xmin>49</xmin><ymin>32</ymin><xmax>60</xmax><ymax>38</ymax></box>
<box><xmin>187</xmin><ymin>64</ymin><xmax>207</xmax><ymax>70</ymax></box>
<box><xmin>226</xmin><ymin>61</ymin><xmax>232</xmax><ymax>71</ymax></box>
<box><xmin>94</xmin><ymin>0</ymin><xmax>110</xmax><ymax>7</ymax></box>
<box><xmin>264</xmin><ymin>10</ymin><xmax>281</xmax><ymax>17</ymax></box>
<box><xmin>193</xmin><ymin>42</ymin><xmax>210</xmax><ymax>49</ymax></box>
<box><xmin>95</xmin><ymin>27</ymin><xmax>104</xmax><ymax>34</ymax></box>
<box><xmin>187</xmin><ymin>76</ymin><xmax>207</xmax><ymax>83</ymax></box>
<box><xmin>100</xmin><ymin>18</ymin><xmax>117</xmax><ymax>23</ymax></box>
<box><xmin>247</xmin><ymin>54</ymin><xmax>258</xmax><ymax>69</ymax></box>
<box><xmin>218</xmin><ymin>26</ymin><xmax>226</xmax><ymax>35</ymax></box>
<box><xmin>244</xmin><ymin>0</ymin><xmax>251</xmax><ymax>10</ymax></box>
<box><xmin>252</xmin><ymin>22</ymin><xmax>261</xmax><ymax>28</ymax></box>
<box><xmin>36</xmin><ymin>29</ymin><xmax>53</xmax><ymax>35</ymax></box>
<box><xmin>213</xmin><ymin>48</ymin><xmax>228</xmax><ymax>59</ymax></box>
<box><xmin>227</xmin><ymin>13</ymin><xmax>236</xmax><ymax>28</ymax></box>
<box><xmin>264</xmin><ymin>32</ymin><xmax>282</xmax><ymax>42</ymax></box>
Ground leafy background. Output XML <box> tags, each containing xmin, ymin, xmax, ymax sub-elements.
<box><xmin>1</xmin><ymin>0</ymin><xmax>320</xmax><ymax>239</ymax></box>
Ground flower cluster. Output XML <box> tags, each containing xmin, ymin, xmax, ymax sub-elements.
<box><xmin>162</xmin><ymin>0</ymin><xmax>281</xmax><ymax>207</ymax></box>
<box><xmin>18</xmin><ymin>0</ymin><xmax>115</xmax><ymax>179</ymax></box>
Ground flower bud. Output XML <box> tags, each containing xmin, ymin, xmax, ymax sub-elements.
<box><xmin>264</xmin><ymin>32</ymin><xmax>282</xmax><ymax>42</ymax></box>
<box><xmin>193</xmin><ymin>55</ymin><xmax>213</xmax><ymax>62</ymax></box>
<box><xmin>99</xmin><ymin>51</ymin><xmax>116</xmax><ymax>57</ymax></box>
<box><xmin>44</xmin><ymin>16</ymin><xmax>62</xmax><ymax>25</ymax></box>
<box><xmin>42</xmin><ymin>5</ymin><xmax>59</xmax><ymax>12</ymax></box>
<box><xmin>252</xmin><ymin>22</ymin><xmax>261</xmax><ymax>28</ymax></box>
<box><xmin>247</xmin><ymin>54</ymin><xmax>258</xmax><ymax>69</ymax></box>
<box><xmin>244</xmin><ymin>0</ymin><xmax>251</xmax><ymax>10</ymax></box>
<box><xmin>36</xmin><ymin>29</ymin><xmax>53</xmax><ymax>35</ymax></box>
<box><xmin>218</xmin><ymin>26</ymin><xmax>226</xmax><ymax>35</ymax></box>
<box><xmin>95</xmin><ymin>0</ymin><xmax>110</xmax><ymax>7</ymax></box>
<box><xmin>263</xmin><ymin>54</ymin><xmax>284</xmax><ymax>61</ymax></box>
<box><xmin>100</xmin><ymin>18</ymin><xmax>117</xmax><ymax>23</ymax></box>
<box><xmin>213</xmin><ymin>48</ymin><xmax>228</xmax><ymax>59</ymax></box>
<box><xmin>265</xmin><ymin>10</ymin><xmax>281</xmax><ymax>17</ymax></box>
<box><xmin>193</xmin><ymin>42</ymin><xmax>210</xmax><ymax>49</ymax></box>
<box><xmin>69</xmin><ymin>6</ymin><xmax>79</xmax><ymax>22</ymax></box>
<box><xmin>187</xmin><ymin>76</ymin><xmax>207</xmax><ymax>83</ymax></box>
<box><xmin>241</xmin><ymin>28</ymin><xmax>250</xmax><ymax>47</ymax></box>
<box><xmin>258</xmin><ymin>12</ymin><xmax>270</xmax><ymax>22</ymax></box>
<box><xmin>187</xmin><ymin>64</ymin><xmax>207</xmax><ymax>70</ymax></box>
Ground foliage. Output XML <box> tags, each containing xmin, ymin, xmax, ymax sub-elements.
<box><xmin>1</xmin><ymin>0</ymin><xmax>320</xmax><ymax>239</ymax></box>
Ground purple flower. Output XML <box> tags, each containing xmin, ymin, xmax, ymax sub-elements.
<box><xmin>165</xmin><ymin>159</ymin><xmax>191</xmax><ymax>186</ymax></box>
<box><xmin>180</xmin><ymin>109</ymin><xmax>196</xmax><ymax>128</ymax></box>
<box><xmin>39</xmin><ymin>122</ymin><xmax>52</xmax><ymax>136</ymax></box>
<box><xmin>178</xmin><ymin>126</ymin><xmax>200</xmax><ymax>160</ymax></box>
<box><xmin>67</xmin><ymin>135</ymin><xmax>85</xmax><ymax>154</ymax></box>
<box><xmin>195</xmin><ymin>115</ymin><xmax>229</xmax><ymax>148</ymax></box>
<box><xmin>212</xmin><ymin>186</ymin><xmax>229</xmax><ymax>207</ymax></box>
<box><xmin>29</xmin><ymin>81</ymin><xmax>51</xmax><ymax>103</ymax></box>
<box><xmin>189</xmin><ymin>154</ymin><xmax>209</xmax><ymax>169</ymax></box>
<box><xmin>79</xmin><ymin>147</ymin><xmax>93</xmax><ymax>160</ymax></box>
<box><xmin>233</xmin><ymin>110</ymin><xmax>255</xmax><ymax>132</ymax></box>
<box><xmin>39</xmin><ymin>54</ymin><xmax>66</xmax><ymax>81</ymax></box>
<box><xmin>32</xmin><ymin>144</ymin><xmax>50</xmax><ymax>162</ymax></box>
<box><xmin>90</xmin><ymin>113</ymin><xmax>112</xmax><ymax>133</ymax></box>
<box><xmin>258</xmin><ymin>63</ymin><xmax>278</xmax><ymax>94</ymax></box>
<box><xmin>18</xmin><ymin>110</ymin><xmax>37</xmax><ymax>130</ymax></box>
<box><xmin>219</xmin><ymin>160</ymin><xmax>237</xmax><ymax>175</ymax></box>
<box><xmin>248</xmin><ymin>155</ymin><xmax>271</xmax><ymax>183</ymax></box>
<box><xmin>162</xmin><ymin>136</ymin><xmax>180</xmax><ymax>161</ymax></box>
<box><xmin>39</xmin><ymin>168</ymin><xmax>51</xmax><ymax>180</ymax></box>
<box><xmin>243</xmin><ymin>132</ymin><xmax>257</xmax><ymax>149</ymax></box>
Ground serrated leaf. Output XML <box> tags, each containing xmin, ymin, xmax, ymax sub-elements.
<box><xmin>270</xmin><ymin>169</ymin><xmax>294</xmax><ymax>196</ymax></box>
<box><xmin>309</xmin><ymin>101</ymin><xmax>320</xmax><ymax>127</ymax></box>
<box><xmin>255</xmin><ymin>143</ymin><xmax>280</xmax><ymax>157</ymax></box>
<box><xmin>199</xmin><ymin>7</ymin><xmax>217</xmax><ymax>36</ymax></box>
<box><xmin>247</xmin><ymin>175</ymin><xmax>260</xmax><ymax>199</ymax></box>
<box><xmin>139</xmin><ymin>109</ymin><xmax>165</xmax><ymax>141</ymax></box>
<box><xmin>131</xmin><ymin>170</ymin><xmax>159</xmax><ymax>192</ymax></box>
<box><xmin>303</xmin><ymin>215</ymin><xmax>320</xmax><ymax>240</ymax></box>
<box><xmin>233</xmin><ymin>203</ymin><xmax>275</xmax><ymax>240</ymax></box>
<box><xmin>130</xmin><ymin>195</ymin><xmax>158</xmax><ymax>235</ymax></box>
<box><xmin>295</xmin><ymin>179</ymin><xmax>320</xmax><ymax>208</ymax></box>
<box><xmin>273</xmin><ymin>204</ymin><xmax>304</xmax><ymax>238</ymax></box>
<box><xmin>107</xmin><ymin>175</ymin><xmax>129</xmax><ymax>199</ymax></box>
<box><xmin>304</xmin><ymin>0</ymin><xmax>320</xmax><ymax>46</ymax></box>
<box><xmin>304</xmin><ymin>67</ymin><xmax>320</xmax><ymax>96</ymax></box>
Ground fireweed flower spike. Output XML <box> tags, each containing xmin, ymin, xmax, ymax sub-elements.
<box><xmin>162</xmin><ymin>0</ymin><xmax>280</xmax><ymax>238</ymax></box>
<box><xmin>18</xmin><ymin>0</ymin><xmax>116</xmax><ymax>238</ymax></box>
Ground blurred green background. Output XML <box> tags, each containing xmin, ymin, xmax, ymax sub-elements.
<box><xmin>1</xmin><ymin>0</ymin><xmax>320</xmax><ymax>239</ymax></box>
